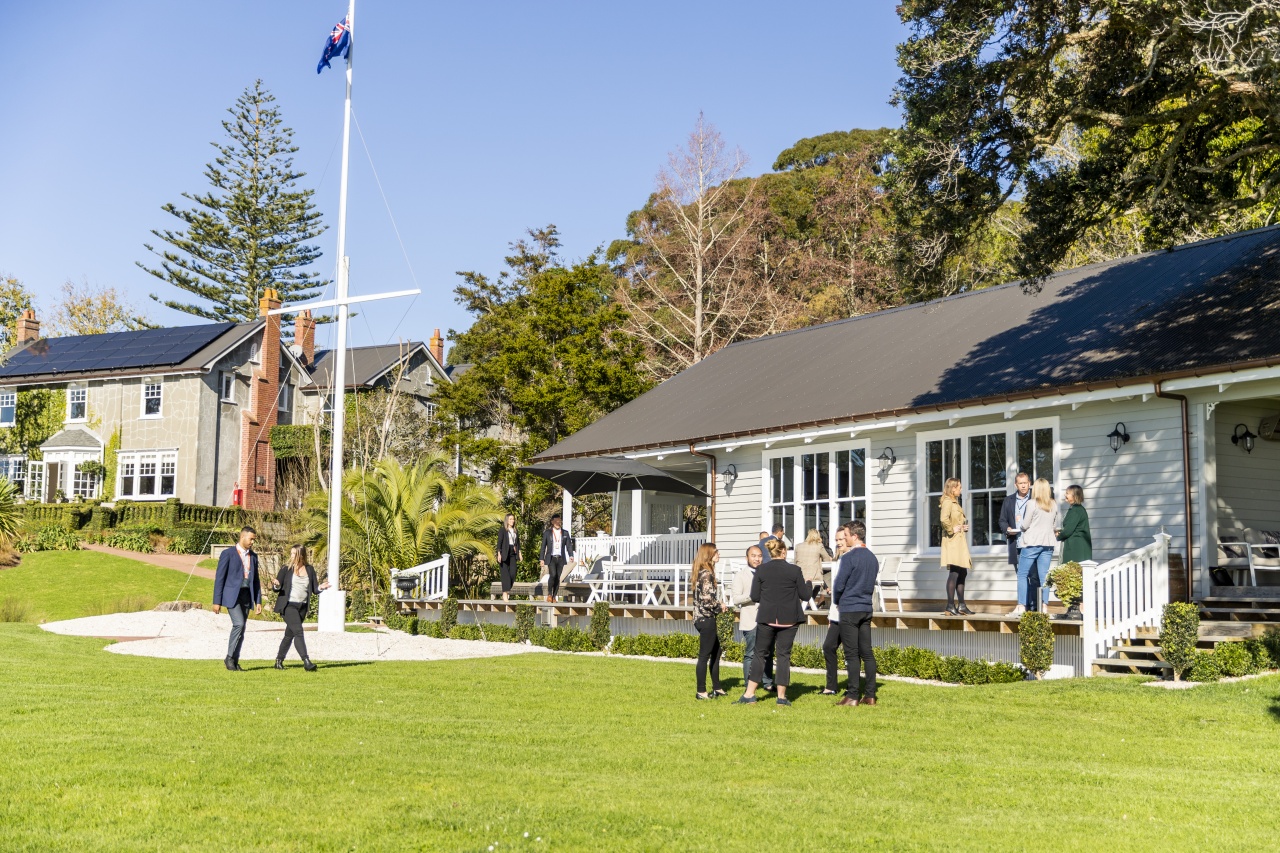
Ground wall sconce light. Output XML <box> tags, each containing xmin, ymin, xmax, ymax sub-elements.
<box><xmin>720</xmin><ymin>464</ymin><xmax>738</xmax><ymax>488</ymax></box>
<box><xmin>877</xmin><ymin>447</ymin><xmax>896</xmax><ymax>475</ymax></box>
<box><xmin>1231</xmin><ymin>423</ymin><xmax>1258</xmax><ymax>454</ymax></box>
<box><xmin>1107</xmin><ymin>423</ymin><xmax>1130</xmax><ymax>454</ymax></box>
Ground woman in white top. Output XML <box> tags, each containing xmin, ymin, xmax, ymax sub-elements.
<box><xmin>272</xmin><ymin>545</ymin><xmax>329</xmax><ymax>670</ymax></box>
<box><xmin>1014</xmin><ymin>479</ymin><xmax>1061</xmax><ymax>615</ymax></box>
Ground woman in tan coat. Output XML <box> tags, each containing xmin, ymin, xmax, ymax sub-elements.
<box><xmin>939</xmin><ymin>478</ymin><xmax>973</xmax><ymax>615</ymax></box>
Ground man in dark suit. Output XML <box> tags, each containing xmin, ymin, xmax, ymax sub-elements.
<box><xmin>538</xmin><ymin>514</ymin><xmax>575</xmax><ymax>602</ymax></box>
<box><xmin>213</xmin><ymin>526</ymin><xmax>262</xmax><ymax>671</ymax></box>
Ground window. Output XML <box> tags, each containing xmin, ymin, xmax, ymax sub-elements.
<box><xmin>220</xmin><ymin>372</ymin><xmax>237</xmax><ymax>404</ymax></box>
<box><xmin>68</xmin><ymin>386</ymin><xmax>87</xmax><ymax>421</ymax></box>
<box><xmin>72</xmin><ymin>463</ymin><xmax>99</xmax><ymax>499</ymax></box>
<box><xmin>141</xmin><ymin>381</ymin><xmax>163</xmax><ymax>418</ymax></box>
<box><xmin>26</xmin><ymin>462</ymin><xmax>43</xmax><ymax>501</ymax></box>
<box><xmin>0</xmin><ymin>390</ymin><xmax>15</xmax><ymax>427</ymax></box>
<box><xmin>918</xmin><ymin>420</ymin><xmax>1057</xmax><ymax>555</ymax></box>
<box><xmin>0</xmin><ymin>456</ymin><xmax>26</xmax><ymax>492</ymax></box>
<box><xmin>116</xmin><ymin>451</ymin><xmax>178</xmax><ymax>500</ymax></box>
<box><xmin>764</xmin><ymin>441</ymin><xmax>870</xmax><ymax>549</ymax></box>
<box><xmin>249</xmin><ymin>340</ymin><xmax>260</xmax><ymax>364</ymax></box>
<box><xmin>278</xmin><ymin>382</ymin><xmax>292</xmax><ymax>413</ymax></box>
<box><xmin>424</xmin><ymin>401</ymin><xmax>438</xmax><ymax>424</ymax></box>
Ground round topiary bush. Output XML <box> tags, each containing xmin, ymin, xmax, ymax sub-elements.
<box><xmin>1019</xmin><ymin>611</ymin><xmax>1054</xmax><ymax>678</ymax></box>
<box><xmin>1187</xmin><ymin>650</ymin><xmax>1221</xmax><ymax>682</ymax></box>
<box><xmin>1047</xmin><ymin>561</ymin><xmax>1084</xmax><ymax>609</ymax></box>
<box><xmin>1214</xmin><ymin>641</ymin><xmax>1255</xmax><ymax>678</ymax></box>
<box><xmin>1160</xmin><ymin>601</ymin><xmax>1200</xmax><ymax>682</ymax></box>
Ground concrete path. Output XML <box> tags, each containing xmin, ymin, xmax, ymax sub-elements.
<box><xmin>83</xmin><ymin>543</ymin><xmax>215</xmax><ymax>579</ymax></box>
<box><xmin>41</xmin><ymin>609</ymin><xmax>548</xmax><ymax>663</ymax></box>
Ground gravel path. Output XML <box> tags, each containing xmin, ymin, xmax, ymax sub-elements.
<box><xmin>82</xmin><ymin>543</ymin><xmax>216</xmax><ymax>579</ymax></box>
<box><xmin>41</xmin><ymin>609</ymin><xmax>548</xmax><ymax>663</ymax></box>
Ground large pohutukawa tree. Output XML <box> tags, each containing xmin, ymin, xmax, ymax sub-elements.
<box><xmin>888</xmin><ymin>0</ymin><xmax>1280</xmax><ymax>296</ymax></box>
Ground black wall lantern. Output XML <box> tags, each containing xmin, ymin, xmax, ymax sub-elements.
<box><xmin>719</xmin><ymin>464</ymin><xmax>738</xmax><ymax>488</ymax></box>
<box><xmin>1231</xmin><ymin>423</ymin><xmax>1258</xmax><ymax>454</ymax></box>
<box><xmin>877</xmin><ymin>447</ymin><xmax>897</xmax><ymax>475</ymax></box>
<box><xmin>1107</xmin><ymin>423</ymin><xmax>1130</xmax><ymax>453</ymax></box>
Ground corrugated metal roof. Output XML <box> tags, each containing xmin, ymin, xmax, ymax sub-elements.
<box><xmin>539</xmin><ymin>226</ymin><xmax>1280</xmax><ymax>460</ymax></box>
<box><xmin>307</xmin><ymin>342</ymin><xmax>427</xmax><ymax>389</ymax></box>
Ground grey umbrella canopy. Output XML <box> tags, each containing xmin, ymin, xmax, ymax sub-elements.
<box><xmin>520</xmin><ymin>456</ymin><xmax>708</xmax><ymax>536</ymax></box>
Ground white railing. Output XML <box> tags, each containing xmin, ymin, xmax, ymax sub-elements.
<box><xmin>391</xmin><ymin>553</ymin><xmax>450</xmax><ymax>602</ymax></box>
<box><xmin>1081</xmin><ymin>534</ymin><xmax>1171</xmax><ymax>675</ymax></box>
<box><xmin>576</xmin><ymin>532</ymin><xmax>707</xmax><ymax>566</ymax></box>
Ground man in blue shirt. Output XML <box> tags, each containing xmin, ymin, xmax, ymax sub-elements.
<box><xmin>833</xmin><ymin>520</ymin><xmax>879</xmax><ymax>706</ymax></box>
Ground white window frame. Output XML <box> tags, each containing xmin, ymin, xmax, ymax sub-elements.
<box><xmin>26</xmin><ymin>461</ymin><xmax>44</xmax><ymax>501</ymax></box>
<box><xmin>0</xmin><ymin>455</ymin><xmax>26</xmax><ymax>492</ymax></box>
<box><xmin>0</xmin><ymin>388</ymin><xmax>15</xmax><ymax>427</ymax></box>
<box><xmin>249</xmin><ymin>340</ymin><xmax>261</xmax><ymax>364</ymax></box>
<box><xmin>140</xmin><ymin>379</ymin><xmax>163</xmax><ymax>419</ymax></box>
<box><xmin>424</xmin><ymin>400</ymin><xmax>438</xmax><ymax>424</ymax></box>
<box><xmin>278</xmin><ymin>381</ymin><xmax>292</xmax><ymax>413</ymax></box>
<box><xmin>915</xmin><ymin>416</ymin><xmax>1059</xmax><ymax>559</ymax></box>
<box><xmin>761</xmin><ymin>438</ymin><xmax>873</xmax><ymax>551</ymax></box>
<box><xmin>220</xmin><ymin>372</ymin><xmax>237</xmax><ymax>404</ymax></box>
<box><xmin>115</xmin><ymin>450</ymin><xmax>179</xmax><ymax>501</ymax></box>
<box><xmin>71</xmin><ymin>462</ymin><xmax>100</xmax><ymax>499</ymax></box>
<box><xmin>67</xmin><ymin>385</ymin><xmax>88</xmax><ymax>422</ymax></box>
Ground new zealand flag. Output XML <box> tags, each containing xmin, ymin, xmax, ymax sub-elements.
<box><xmin>317</xmin><ymin>16</ymin><xmax>351</xmax><ymax>74</ymax></box>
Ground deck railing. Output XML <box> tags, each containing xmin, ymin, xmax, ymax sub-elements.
<box><xmin>392</xmin><ymin>554</ymin><xmax>450</xmax><ymax>602</ymax></box>
<box><xmin>576</xmin><ymin>532</ymin><xmax>707</xmax><ymax>567</ymax></box>
<box><xmin>1081</xmin><ymin>533</ymin><xmax>1171</xmax><ymax>675</ymax></box>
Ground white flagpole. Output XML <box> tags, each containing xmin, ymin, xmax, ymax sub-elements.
<box><xmin>318</xmin><ymin>0</ymin><xmax>357</xmax><ymax>633</ymax></box>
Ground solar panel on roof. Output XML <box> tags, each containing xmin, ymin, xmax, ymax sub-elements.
<box><xmin>0</xmin><ymin>322</ymin><xmax>239</xmax><ymax>378</ymax></box>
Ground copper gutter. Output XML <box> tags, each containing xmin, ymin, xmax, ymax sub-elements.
<box><xmin>1154</xmin><ymin>381</ymin><xmax>1194</xmax><ymax>603</ymax></box>
<box><xmin>688</xmin><ymin>445</ymin><xmax>717</xmax><ymax>541</ymax></box>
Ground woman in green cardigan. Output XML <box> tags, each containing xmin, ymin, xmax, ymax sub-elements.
<box><xmin>1057</xmin><ymin>485</ymin><xmax>1092</xmax><ymax>563</ymax></box>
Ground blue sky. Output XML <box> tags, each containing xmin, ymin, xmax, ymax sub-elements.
<box><xmin>1</xmin><ymin>1</ymin><xmax>908</xmax><ymax>355</ymax></box>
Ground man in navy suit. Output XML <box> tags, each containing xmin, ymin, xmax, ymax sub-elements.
<box><xmin>213</xmin><ymin>526</ymin><xmax>262</xmax><ymax>671</ymax></box>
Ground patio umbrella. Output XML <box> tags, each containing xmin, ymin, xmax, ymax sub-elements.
<box><xmin>519</xmin><ymin>456</ymin><xmax>708</xmax><ymax>536</ymax></box>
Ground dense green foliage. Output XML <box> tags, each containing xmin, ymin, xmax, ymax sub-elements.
<box><xmin>14</xmin><ymin>525</ymin><xmax>82</xmax><ymax>553</ymax></box>
<box><xmin>0</xmin><ymin>388</ymin><xmax>65</xmax><ymax>459</ymax></box>
<box><xmin>590</xmin><ymin>601</ymin><xmax>612</xmax><ymax>650</ymax></box>
<box><xmin>138</xmin><ymin>80</ymin><xmax>327</xmax><ymax>324</ymax></box>
<box><xmin>1048</xmin><ymin>562</ymin><xmax>1084</xmax><ymax>608</ymax></box>
<box><xmin>515</xmin><ymin>603</ymin><xmax>535</xmax><ymax>642</ymax></box>
<box><xmin>269</xmin><ymin>423</ymin><xmax>321</xmax><ymax>460</ymax></box>
<box><xmin>1161</xmin><ymin>602</ymin><xmax>1201</xmax><ymax>681</ymax></box>
<box><xmin>1019</xmin><ymin>611</ymin><xmax>1055</xmax><ymax>677</ymax></box>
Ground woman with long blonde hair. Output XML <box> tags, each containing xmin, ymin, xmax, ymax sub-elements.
<box><xmin>271</xmin><ymin>544</ymin><xmax>329</xmax><ymax>670</ymax></box>
<box><xmin>1015</xmin><ymin>478</ymin><xmax>1062</xmax><ymax>614</ymax></box>
<box><xmin>939</xmin><ymin>478</ymin><xmax>973</xmax><ymax>615</ymax></box>
<box><xmin>691</xmin><ymin>543</ymin><xmax>726</xmax><ymax>700</ymax></box>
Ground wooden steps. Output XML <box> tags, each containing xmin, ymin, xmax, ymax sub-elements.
<box><xmin>1092</xmin><ymin>623</ymin><xmax>1257</xmax><ymax>675</ymax></box>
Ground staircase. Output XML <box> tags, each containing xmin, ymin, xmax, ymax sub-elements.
<box><xmin>1092</xmin><ymin>621</ymin><xmax>1255</xmax><ymax>676</ymax></box>
<box><xmin>1198</xmin><ymin>585</ymin><xmax>1280</xmax><ymax>623</ymax></box>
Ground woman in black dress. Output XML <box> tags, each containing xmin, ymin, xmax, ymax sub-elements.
<box><xmin>497</xmin><ymin>513</ymin><xmax>521</xmax><ymax>600</ymax></box>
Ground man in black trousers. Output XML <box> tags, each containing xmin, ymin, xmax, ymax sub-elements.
<box><xmin>212</xmin><ymin>526</ymin><xmax>262</xmax><ymax>671</ymax></box>
<box><xmin>539</xmin><ymin>513</ymin><xmax>575</xmax><ymax>603</ymax></box>
<box><xmin>833</xmin><ymin>520</ymin><xmax>879</xmax><ymax>706</ymax></box>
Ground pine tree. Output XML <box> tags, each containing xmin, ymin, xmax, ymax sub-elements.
<box><xmin>139</xmin><ymin>80</ymin><xmax>327</xmax><ymax>324</ymax></box>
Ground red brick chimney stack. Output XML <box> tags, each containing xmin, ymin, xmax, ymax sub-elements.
<box><xmin>429</xmin><ymin>328</ymin><xmax>445</xmax><ymax>365</ymax></box>
<box><xmin>238</xmin><ymin>289</ymin><xmax>282</xmax><ymax>511</ymax></box>
<box><xmin>16</xmin><ymin>309</ymin><xmax>40</xmax><ymax>345</ymax></box>
<box><xmin>294</xmin><ymin>309</ymin><xmax>316</xmax><ymax>366</ymax></box>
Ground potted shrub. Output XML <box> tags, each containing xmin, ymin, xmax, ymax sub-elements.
<box><xmin>1047</xmin><ymin>561</ymin><xmax>1084</xmax><ymax>620</ymax></box>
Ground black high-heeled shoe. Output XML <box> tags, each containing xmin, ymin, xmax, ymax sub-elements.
<box><xmin>303</xmin><ymin>659</ymin><xmax>317</xmax><ymax>672</ymax></box>
<box><xmin>944</xmin><ymin>606</ymin><xmax>960</xmax><ymax>616</ymax></box>
<box><xmin>274</xmin><ymin>659</ymin><xmax>285</xmax><ymax>670</ymax></box>
<box><xmin>957</xmin><ymin>605</ymin><xmax>975</xmax><ymax>615</ymax></box>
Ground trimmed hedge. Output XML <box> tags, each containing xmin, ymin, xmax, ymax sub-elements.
<box><xmin>1161</xmin><ymin>602</ymin><xmax>1200</xmax><ymax>682</ymax></box>
<box><xmin>515</xmin><ymin>604</ymin><xmax>535</xmax><ymax>642</ymax></box>
<box><xmin>1019</xmin><ymin>611</ymin><xmax>1054</xmax><ymax>677</ymax></box>
<box><xmin>1183</xmin><ymin>637</ymin><xmax>1279</xmax><ymax>682</ymax></box>
<box><xmin>589</xmin><ymin>601</ymin><xmax>612</xmax><ymax>650</ymax></box>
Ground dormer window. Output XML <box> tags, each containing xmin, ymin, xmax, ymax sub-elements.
<box><xmin>68</xmin><ymin>386</ymin><xmax>87</xmax><ymax>421</ymax></box>
<box><xmin>141</xmin><ymin>380</ymin><xmax>163</xmax><ymax>418</ymax></box>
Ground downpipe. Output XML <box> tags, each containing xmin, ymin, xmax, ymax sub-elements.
<box><xmin>1154</xmin><ymin>381</ymin><xmax>1193</xmax><ymax>602</ymax></box>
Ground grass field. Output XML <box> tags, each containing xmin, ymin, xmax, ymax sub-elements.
<box><xmin>0</xmin><ymin>551</ymin><xmax>213</xmax><ymax>622</ymax></box>
<box><xmin>2</xmin><ymin>619</ymin><xmax>1280</xmax><ymax>851</ymax></box>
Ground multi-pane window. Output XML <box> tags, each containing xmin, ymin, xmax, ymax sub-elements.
<box><xmin>424</xmin><ymin>401</ymin><xmax>438</xmax><ymax>424</ymax></box>
<box><xmin>766</xmin><ymin>444</ymin><xmax>869</xmax><ymax>549</ymax></box>
<box><xmin>0</xmin><ymin>390</ymin><xmax>15</xmax><ymax>426</ymax></box>
<box><xmin>72</xmin><ymin>464</ymin><xmax>99</xmax><ymax>499</ymax></box>
<box><xmin>220</xmin><ymin>372</ymin><xmax>236</xmax><ymax>404</ymax></box>
<box><xmin>68</xmin><ymin>387</ymin><xmax>87</xmax><ymax>421</ymax></box>
<box><xmin>278</xmin><ymin>382</ymin><xmax>292</xmax><ymax>413</ymax></box>
<box><xmin>142</xmin><ymin>381</ymin><xmax>162</xmax><ymax>417</ymax></box>
<box><xmin>116</xmin><ymin>451</ymin><xmax>178</xmax><ymax>500</ymax></box>
<box><xmin>920</xmin><ymin>422</ymin><xmax>1057</xmax><ymax>553</ymax></box>
<box><xmin>26</xmin><ymin>462</ymin><xmax>43</xmax><ymax>501</ymax></box>
<box><xmin>0</xmin><ymin>456</ymin><xmax>26</xmax><ymax>492</ymax></box>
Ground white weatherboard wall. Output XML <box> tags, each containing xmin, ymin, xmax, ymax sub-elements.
<box><xmin>707</xmin><ymin>398</ymin><xmax>1192</xmax><ymax>606</ymax></box>
<box><xmin>1215</xmin><ymin>400</ymin><xmax>1280</xmax><ymax>533</ymax></box>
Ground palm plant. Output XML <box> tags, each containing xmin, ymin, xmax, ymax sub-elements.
<box><xmin>0</xmin><ymin>478</ymin><xmax>21</xmax><ymax>543</ymax></box>
<box><xmin>306</xmin><ymin>454</ymin><xmax>503</xmax><ymax>595</ymax></box>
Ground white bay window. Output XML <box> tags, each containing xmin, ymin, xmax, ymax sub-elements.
<box><xmin>116</xmin><ymin>450</ymin><xmax>178</xmax><ymax>500</ymax></box>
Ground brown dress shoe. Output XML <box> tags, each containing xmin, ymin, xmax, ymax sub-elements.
<box><xmin>859</xmin><ymin>697</ymin><xmax>877</xmax><ymax>706</ymax></box>
<box><xmin>836</xmin><ymin>696</ymin><xmax>859</xmax><ymax>707</ymax></box>
<box><xmin>546</xmin><ymin>596</ymin><xmax>553</xmax><ymax>603</ymax></box>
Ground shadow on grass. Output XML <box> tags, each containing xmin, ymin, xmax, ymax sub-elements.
<box><xmin>1268</xmin><ymin>696</ymin><xmax>1280</xmax><ymax>724</ymax></box>
<box><xmin>239</xmin><ymin>661</ymin><xmax>375</xmax><ymax>672</ymax></box>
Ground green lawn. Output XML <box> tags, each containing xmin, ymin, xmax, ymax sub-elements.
<box><xmin>2</xmin><ymin>624</ymin><xmax>1279</xmax><ymax>851</ymax></box>
<box><xmin>0</xmin><ymin>551</ymin><xmax>213</xmax><ymax>622</ymax></box>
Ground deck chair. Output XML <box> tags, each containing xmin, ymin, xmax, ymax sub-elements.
<box><xmin>874</xmin><ymin>555</ymin><xmax>903</xmax><ymax>612</ymax></box>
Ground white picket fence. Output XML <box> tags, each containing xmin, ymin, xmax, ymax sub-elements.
<box><xmin>391</xmin><ymin>554</ymin><xmax>450</xmax><ymax>602</ymax></box>
<box><xmin>576</xmin><ymin>532</ymin><xmax>707</xmax><ymax>566</ymax></box>
<box><xmin>1081</xmin><ymin>534</ymin><xmax>1171</xmax><ymax>675</ymax></box>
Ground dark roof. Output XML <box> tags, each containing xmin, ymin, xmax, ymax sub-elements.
<box><xmin>307</xmin><ymin>342</ymin><xmax>429</xmax><ymax>390</ymax></box>
<box><xmin>445</xmin><ymin>363</ymin><xmax>473</xmax><ymax>381</ymax></box>
<box><xmin>40</xmin><ymin>428</ymin><xmax>102</xmax><ymax>450</ymax></box>
<box><xmin>0</xmin><ymin>322</ymin><xmax>258</xmax><ymax>384</ymax></box>
<box><xmin>538</xmin><ymin>225</ymin><xmax>1280</xmax><ymax>460</ymax></box>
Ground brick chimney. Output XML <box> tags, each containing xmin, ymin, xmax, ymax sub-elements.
<box><xmin>16</xmin><ymin>309</ymin><xmax>39</xmax><ymax>345</ymax></box>
<box><xmin>238</xmin><ymin>288</ymin><xmax>282</xmax><ymax>511</ymax></box>
<box><xmin>294</xmin><ymin>309</ymin><xmax>316</xmax><ymax>367</ymax></box>
<box><xmin>429</xmin><ymin>328</ymin><xmax>445</xmax><ymax>365</ymax></box>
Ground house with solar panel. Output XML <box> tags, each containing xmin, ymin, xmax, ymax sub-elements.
<box><xmin>0</xmin><ymin>290</ymin><xmax>315</xmax><ymax>511</ymax></box>
<box><xmin>457</xmin><ymin>227</ymin><xmax>1280</xmax><ymax>676</ymax></box>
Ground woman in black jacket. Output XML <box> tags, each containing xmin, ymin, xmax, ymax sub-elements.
<box><xmin>737</xmin><ymin>538</ymin><xmax>813</xmax><ymax>706</ymax></box>
<box><xmin>497</xmin><ymin>513</ymin><xmax>521</xmax><ymax>600</ymax></box>
<box><xmin>272</xmin><ymin>545</ymin><xmax>329</xmax><ymax>671</ymax></box>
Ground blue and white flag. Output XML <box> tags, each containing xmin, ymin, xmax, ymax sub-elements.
<box><xmin>317</xmin><ymin>16</ymin><xmax>351</xmax><ymax>74</ymax></box>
